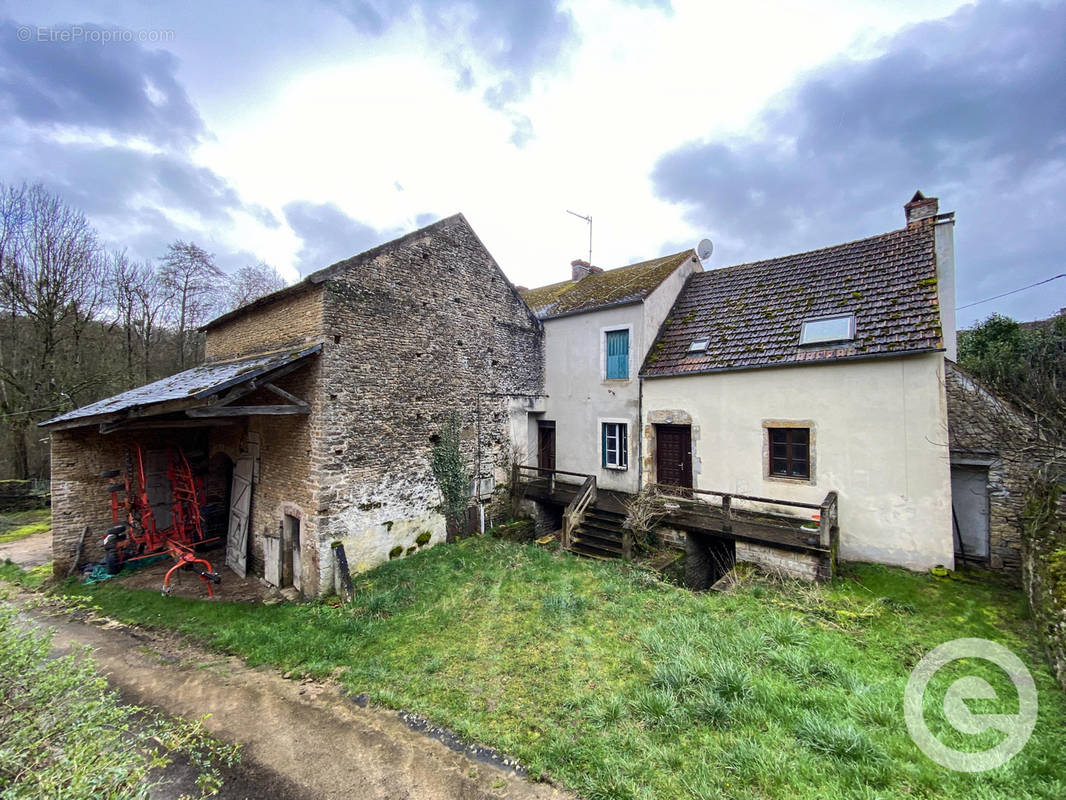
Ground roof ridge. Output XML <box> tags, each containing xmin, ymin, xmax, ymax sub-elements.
<box><xmin>700</xmin><ymin>224</ymin><xmax>922</xmax><ymax>278</ymax></box>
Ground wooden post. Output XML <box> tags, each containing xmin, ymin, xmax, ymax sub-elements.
<box><xmin>819</xmin><ymin>492</ymin><xmax>836</xmax><ymax>549</ymax></box>
<box><xmin>331</xmin><ymin>541</ymin><xmax>354</xmax><ymax>603</ymax></box>
<box><xmin>721</xmin><ymin>495</ymin><xmax>732</xmax><ymax>533</ymax></box>
<box><xmin>622</xmin><ymin>529</ymin><xmax>633</xmax><ymax>561</ymax></box>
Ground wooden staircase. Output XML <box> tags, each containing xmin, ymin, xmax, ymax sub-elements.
<box><xmin>570</xmin><ymin>508</ymin><xmax>631</xmax><ymax>560</ymax></box>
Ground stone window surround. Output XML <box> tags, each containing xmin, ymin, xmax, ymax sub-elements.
<box><xmin>762</xmin><ymin>419</ymin><xmax>817</xmax><ymax>486</ymax></box>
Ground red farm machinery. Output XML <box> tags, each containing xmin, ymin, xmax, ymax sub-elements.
<box><xmin>101</xmin><ymin>443</ymin><xmax>222</xmax><ymax>597</ymax></box>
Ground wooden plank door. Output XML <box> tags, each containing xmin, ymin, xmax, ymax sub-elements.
<box><xmin>225</xmin><ymin>455</ymin><xmax>253</xmax><ymax>578</ymax></box>
<box><xmin>656</xmin><ymin>425</ymin><xmax>692</xmax><ymax>489</ymax></box>
<box><xmin>537</xmin><ymin>421</ymin><xmax>556</xmax><ymax>475</ymax></box>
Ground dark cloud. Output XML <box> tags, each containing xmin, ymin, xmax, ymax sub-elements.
<box><xmin>652</xmin><ymin>0</ymin><xmax>1066</xmax><ymax>324</ymax></box>
<box><xmin>284</xmin><ymin>200</ymin><xmax>401</xmax><ymax>274</ymax></box>
<box><xmin>0</xmin><ymin>18</ymin><xmax>272</xmax><ymax>266</ymax></box>
<box><xmin>0</xmin><ymin>19</ymin><xmax>204</xmax><ymax>147</ymax></box>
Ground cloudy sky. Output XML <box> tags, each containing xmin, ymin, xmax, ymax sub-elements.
<box><xmin>2</xmin><ymin>0</ymin><xmax>1063</xmax><ymax>326</ymax></box>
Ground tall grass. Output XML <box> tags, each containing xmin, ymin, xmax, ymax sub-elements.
<box><xmin>60</xmin><ymin>538</ymin><xmax>1066</xmax><ymax>800</ymax></box>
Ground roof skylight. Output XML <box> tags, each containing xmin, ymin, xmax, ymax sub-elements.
<box><xmin>799</xmin><ymin>314</ymin><xmax>855</xmax><ymax>346</ymax></box>
<box><xmin>687</xmin><ymin>337</ymin><xmax>710</xmax><ymax>354</ymax></box>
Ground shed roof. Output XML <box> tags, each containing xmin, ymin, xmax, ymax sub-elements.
<box><xmin>40</xmin><ymin>344</ymin><xmax>321</xmax><ymax>429</ymax></box>
<box><xmin>520</xmin><ymin>250</ymin><xmax>696</xmax><ymax>319</ymax></box>
<box><xmin>641</xmin><ymin>218</ymin><xmax>947</xmax><ymax>378</ymax></box>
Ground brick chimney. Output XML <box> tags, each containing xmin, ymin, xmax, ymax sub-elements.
<box><xmin>904</xmin><ymin>190</ymin><xmax>939</xmax><ymax>227</ymax></box>
<box><xmin>571</xmin><ymin>259</ymin><xmax>603</xmax><ymax>281</ymax></box>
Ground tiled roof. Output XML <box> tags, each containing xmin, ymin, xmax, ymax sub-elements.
<box><xmin>641</xmin><ymin>220</ymin><xmax>945</xmax><ymax>377</ymax></box>
<box><xmin>521</xmin><ymin>250</ymin><xmax>695</xmax><ymax>319</ymax></box>
<box><xmin>41</xmin><ymin>344</ymin><xmax>321</xmax><ymax>427</ymax></box>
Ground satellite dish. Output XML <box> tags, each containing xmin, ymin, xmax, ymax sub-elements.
<box><xmin>696</xmin><ymin>238</ymin><xmax>714</xmax><ymax>262</ymax></box>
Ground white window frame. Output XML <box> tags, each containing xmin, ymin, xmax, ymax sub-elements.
<box><xmin>600</xmin><ymin>418</ymin><xmax>629</xmax><ymax>470</ymax></box>
<box><xmin>799</xmin><ymin>314</ymin><xmax>855</xmax><ymax>346</ymax></box>
<box><xmin>600</xmin><ymin>324</ymin><xmax>633</xmax><ymax>382</ymax></box>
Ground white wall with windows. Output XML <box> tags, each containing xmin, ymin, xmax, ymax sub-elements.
<box><xmin>534</xmin><ymin>256</ymin><xmax>699</xmax><ymax>494</ymax></box>
<box><xmin>640</xmin><ymin>352</ymin><xmax>954</xmax><ymax>571</ymax></box>
<box><xmin>538</xmin><ymin>303</ymin><xmax>642</xmax><ymax>492</ymax></box>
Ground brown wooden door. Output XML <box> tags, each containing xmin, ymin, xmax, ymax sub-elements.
<box><xmin>656</xmin><ymin>425</ymin><xmax>692</xmax><ymax>489</ymax></box>
<box><xmin>537</xmin><ymin>422</ymin><xmax>556</xmax><ymax>475</ymax></box>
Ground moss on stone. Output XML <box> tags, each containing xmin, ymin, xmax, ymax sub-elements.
<box><xmin>416</xmin><ymin>531</ymin><xmax>432</xmax><ymax>547</ymax></box>
<box><xmin>389</xmin><ymin>545</ymin><xmax>403</xmax><ymax>560</ymax></box>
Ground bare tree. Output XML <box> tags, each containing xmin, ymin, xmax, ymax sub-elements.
<box><xmin>159</xmin><ymin>241</ymin><xmax>223</xmax><ymax>370</ymax></box>
<box><xmin>226</xmin><ymin>261</ymin><xmax>287</xmax><ymax>311</ymax></box>
<box><xmin>0</xmin><ymin>183</ymin><xmax>103</xmax><ymax>477</ymax></box>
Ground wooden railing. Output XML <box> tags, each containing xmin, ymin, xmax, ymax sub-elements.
<box><xmin>650</xmin><ymin>483</ymin><xmax>839</xmax><ymax>551</ymax></box>
<box><xmin>512</xmin><ymin>464</ymin><xmax>597</xmax><ymax>549</ymax></box>
<box><xmin>562</xmin><ymin>474</ymin><xmax>597</xmax><ymax>550</ymax></box>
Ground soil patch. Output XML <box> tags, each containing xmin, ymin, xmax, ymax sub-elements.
<box><xmin>25</xmin><ymin>605</ymin><xmax>570</xmax><ymax>800</ymax></box>
<box><xmin>0</xmin><ymin>529</ymin><xmax>51</xmax><ymax>569</ymax></box>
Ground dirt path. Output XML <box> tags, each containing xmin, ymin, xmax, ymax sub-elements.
<box><xmin>29</xmin><ymin>609</ymin><xmax>570</xmax><ymax>800</ymax></box>
<box><xmin>0</xmin><ymin>529</ymin><xmax>51</xmax><ymax>568</ymax></box>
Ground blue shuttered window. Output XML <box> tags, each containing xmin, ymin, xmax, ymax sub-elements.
<box><xmin>605</xmin><ymin>329</ymin><xmax>629</xmax><ymax>379</ymax></box>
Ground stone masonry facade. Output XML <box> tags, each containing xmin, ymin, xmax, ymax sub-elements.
<box><xmin>309</xmin><ymin>215</ymin><xmax>542</xmax><ymax>593</ymax></box>
<box><xmin>50</xmin><ymin>215</ymin><xmax>543</xmax><ymax>596</ymax></box>
<box><xmin>196</xmin><ymin>214</ymin><xmax>543</xmax><ymax>594</ymax></box>
<box><xmin>945</xmin><ymin>362</ymin><xmax>1060</xmax><ymax>577</ymax></box>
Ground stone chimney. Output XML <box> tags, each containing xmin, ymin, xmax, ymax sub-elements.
<box><xmin>904</xmin><ymin>190</ymin><xmax>939</xmax><ymax>227</ymax></box>
<box><xmin>571</xmin><ymin>259</ymin><xmax>603</xmax><ymax>281</ymax></box>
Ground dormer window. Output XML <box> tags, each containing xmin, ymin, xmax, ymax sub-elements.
<box><xmin>687</xmin><ymin>337</ymin><xmax>710</xmax><ymax>354</ymax></box>
<box><xmin>799</xmin><ymin>314</ymin><xmax>855</xmax><ymax>346</ymax></box>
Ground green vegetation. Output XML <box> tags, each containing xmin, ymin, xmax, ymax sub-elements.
<box><xmin>0</xmin><ymin>560</ymin><xmax>52</xmax><ymax>589</ymax></box>
<box><xmin>0</xmin><ymin>508</ymin><xmax>51</xmax><ymax>543</ymax></box>
<box><xmin>0</xmin><ymin>596</ymin><xmax>238</xmax><ymax>798</ymax></box>
<box><xmin>430</xmin><ymin>413</ymin><xmax>469</xmax><ymax>530</ymax></box>
<box><xmin>959</xmin><ymin>311</ymin><xmax>1066</xmax><ymax>439</ymax></box>
<box><xmin>62</xmin><ymin>539</ymin><xmax>1066</xmax><ymax>799</ymax></box>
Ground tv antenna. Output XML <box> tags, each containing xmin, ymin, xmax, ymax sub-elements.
<box><xmin>566</xmin><ymin>209</ymin><xmax>592</xmax><ymax>265</ymax></box>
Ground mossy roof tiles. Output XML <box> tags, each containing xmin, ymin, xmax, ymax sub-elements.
<box><xmin>641</xmin><ymin>220</ymin><xmax>945</xmax><ymax>377</ymax></box>
<box><xmin>520</xmin><ymin>250</ymin><xmax>695</xmax><ymax>319</ymax></box>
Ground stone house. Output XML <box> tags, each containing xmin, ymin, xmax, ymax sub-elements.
<box><xmin>515</xmin><ymin>192</ymin><xmax>958</xmax><ymax>582</ymax></box>
<box><xmin>43</xmin><ymin>214</ymin><xmax>543</xmax><ymax>595</ymax></box>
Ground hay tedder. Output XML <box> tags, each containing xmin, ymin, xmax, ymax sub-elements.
<box><xmin>101</xmin><ymin>443</ymin><xmax>221</xmax><ymax>597</ymax></box>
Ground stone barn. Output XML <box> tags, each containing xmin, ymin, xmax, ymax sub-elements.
<box><xmin>43</xmin><ymin>214</ymin><xmax>544</xmax><ymax>595</ymax></box>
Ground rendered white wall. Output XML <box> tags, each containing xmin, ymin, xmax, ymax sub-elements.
<box><xmin>641</xmin><ymin>353</ymin><xmax>954</xmax><ymax>571</ymax></box>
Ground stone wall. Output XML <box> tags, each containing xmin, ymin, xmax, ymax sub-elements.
<box><xmin>945</xmin><ymin>362</ymin><xmax>1061</xmax><ymax>576</ymax></box>
<box><xmin>736</xmin><ymin>540</ymin><xmax>827</xmax><ymax>582</ymax></box>
<box><xmin>49</xmin><ymin>426</ymin><xmax>236</xmax><ymax>576</ymax></box>
<box><xmin>308</xmin><ymin>215</ymin><xmax>543</xmax><ymax>593</ymax></box>
<box><xmin>204</xmin><ymin>285</ymin><xmax>324</xmax><ymax>362</ymax></box>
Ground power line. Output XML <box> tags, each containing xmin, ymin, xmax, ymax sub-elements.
<box><xmin>956</xmin><ymin>273</ymin><xmax>1066</xmax><ymax>311</ymax></box>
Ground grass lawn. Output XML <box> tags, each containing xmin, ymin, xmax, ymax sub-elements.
<box><xmin>0</xmin><ymin>508</ymin><xmax>51</xmax><ymax>543</ymax></box>
<box><xmin>61</xmin><ymin>537</ymin><xmax>1065</xmax><ymax>800</ymax></box>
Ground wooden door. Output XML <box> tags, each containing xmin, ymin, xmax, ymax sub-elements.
<box><xmin>537</xmin><ymin>421</ymin><xmax>556</xmax><ymax>475</ymax></box>
<box><xmin>656</xmin><ymin>425</ymin><xmax>692</xmax><ymax>489</ymax></box>
<box><xmin>225</xmin><ymin>455</ymin><xmax>253</xmax><ymax>578</ymax></box>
